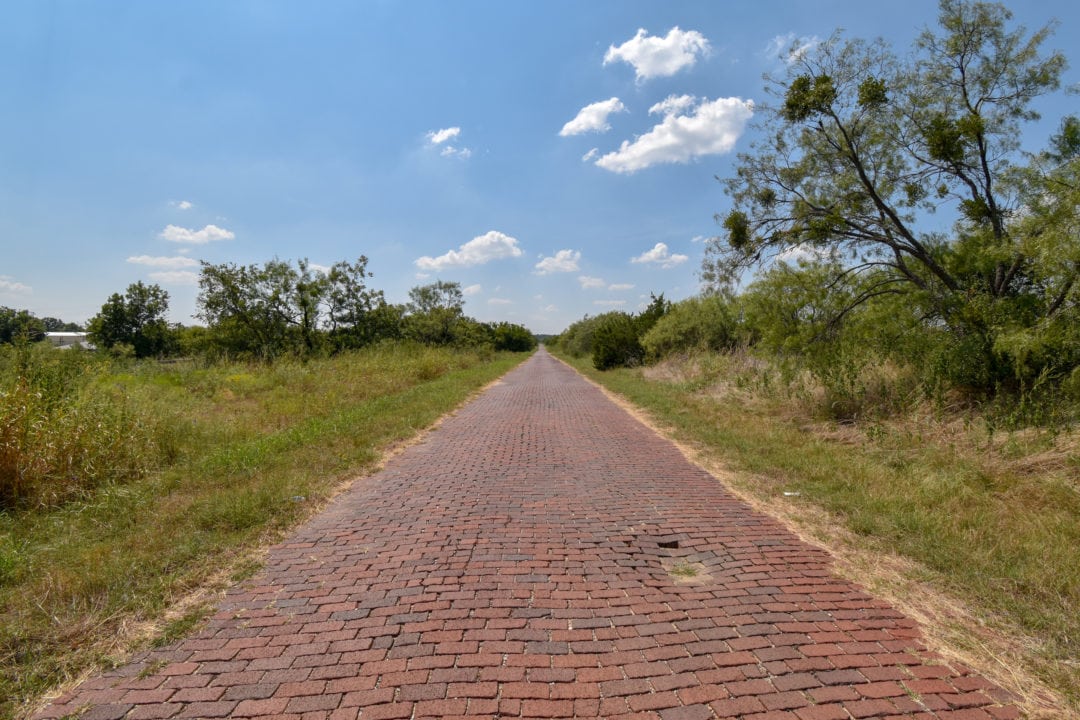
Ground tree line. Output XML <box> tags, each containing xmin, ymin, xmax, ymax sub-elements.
<box><xmin>3</xmin><ymin>256</ymin><xmax>536</xmax><ymax>360</ymax></box>
<box><xmin>556</xmin><ymin>0</ymin><xmax>1080</xmax><ymax>419</ymax></box>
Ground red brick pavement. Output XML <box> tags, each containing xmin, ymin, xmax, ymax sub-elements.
<box><xmin>34</xmin><ymin>349</ymin><xmax>1020</xmax><ymax>719</ymax></box>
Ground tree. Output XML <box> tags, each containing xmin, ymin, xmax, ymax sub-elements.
<box><xmin>324</xmin><ymin>256</ymin><xmax>388</xmax><ymax>348</ymax></box>
<box><xmin>704</xmin><ymin>0</ymin><xmax>1074</xmax><ymax>391</ymax></box>
<box><xmin>86</xmin><ymin>282</ymin><xmax>173</xmax><ymax>358</ymax></box>
<box><xmin>404</xmin><ymin>281</ymin><xmax>466</xmax><ymax>345</ymax></box>
<box><xmin>0</xmin><ymin>307</ymin><xmax>46</xmax><ymax>344</ymax></box>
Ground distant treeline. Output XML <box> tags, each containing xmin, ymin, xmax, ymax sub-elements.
<box><xmin>2</xmin><ymin>257</ymin><xmax>537</xmax><ymax>361</ymax></box>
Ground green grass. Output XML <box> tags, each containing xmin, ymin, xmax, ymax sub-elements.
<box><xmin>555</xmin><ymin>349</ymin><xmax>1080</xmax><ymax>714</ymax></box>
<box><xmin>0</xmin><ymin>342</ymin><xmax>527</xmax><ymax>719</ymax></box>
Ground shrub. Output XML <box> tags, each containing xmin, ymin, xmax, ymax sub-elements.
<box><xmin>592</xmin><ymin>313</ymin><xmax>644</xmax><ymax>370</ymax></box>
<box><xmin>641</xmin><ymin>295</ymin><xmax>741</xmax><ymax>359</ymax></box>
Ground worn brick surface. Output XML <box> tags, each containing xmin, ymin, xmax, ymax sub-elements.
<box><xmin>33</xmin><ymin>349</ymin><xmax>1018</xmax><ymax>719</ymax></box>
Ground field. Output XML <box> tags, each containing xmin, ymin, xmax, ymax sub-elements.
<box><xmin>0</xmin><ymin>342</ymin><xmax>526</xmax><ymax>719</ymax></box>
<box><xmin>554</xmin><ymin>349</ymin><xmax>1080</xmax><ymax>718</ymax></box>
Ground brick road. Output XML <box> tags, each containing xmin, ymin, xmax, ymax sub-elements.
<box><xmin>35</xmin><ymin>348</ymin><xmax>1019</xmax><ymax>720</ymax></box>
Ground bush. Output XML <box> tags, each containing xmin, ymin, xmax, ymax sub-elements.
<box><xmin>592</xmin><ymin>313</ymin><xmax>644</xmax><ymax>370</ymax></box>
<box><xmin>641</xmin><ymin>295</ymin><xmax>741</xmax><ymax>359</ymax></box>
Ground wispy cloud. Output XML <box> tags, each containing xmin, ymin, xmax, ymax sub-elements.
<box><xmin>0</xmin><ymin>276</ymin><xmax>31</xmax><ymax>295</ymax></box>
<box><xmin>427</xmin><ymin>127</ymin><xmax>461</xmax><ymax>145</ymax></box>
<box><xmin>415</xmin><ymin>230</ymin><xmax>523</xmax><ymax>271</ymax></box>
<box><xmin>604</xmin><ymin>27</ymin><xmax>710</xmax><ymax>82</ymax></box>
<box><xmin>160</xmin><ymin>224</ymin><xmax>235</xmax><ymax>244</ymax></box>
<box><xmin>535</xmin><ymin>249</ymin><xmax>581</xmax><ymax>275</ymax></box>
<box><xmin>763</xmin><ymin>33</ymin><xmax>821</xmax><ymax>64</ymax></box>
<box><xmin>578</xmin><ymin>275</ymin><xmax>607</xmax><ymax>289</ymax></box>
<box><xmin>594</xmin><ymin>299</ymin><xmax>627</xmax><ymax>307</ymax></box>
<box><xmin>463</xmin><ymin>284</ymin><xmax>483</xmax><ymax>296</ymax></box>
<box><xmin>488</xmin><ymin>298</ymin><xmax>513</xmax><ymax>306</ymax></box>
<box><xmin>126</xmin><ymin>255</ymin><xmax>200</xmax><ymax>269</ymax></box>
<box><xmin>170</xmin><ymin>200</ymin><xmax>194</xmax><ymax>210</ymax></box>
<box><xmin>608</xmin><ymin>283</ymin><xmax>635</xmax><ymax>291</ymax></box>
<box><xmin>149</xmin><ymin>271</ymin><xmax>200</xmax><ymax>285</ymax></box>
<box><xmin>631</xmin><ymin>242</ymin><xmax>688</xmax><ymax>269</ymax></box>
<box><xmin>595</xmin><ymin>95</ymin><xmax>753</xmax><ymax>174</ymax></box>
<box><xmin>559</xmin><ymin>98</ymin><xmax>627</xmax><ymax>136</ymax></box>
<box><xmin>427</xmin><ymin>126</ymin><xmax>472</xmax><ymax>159</ymax></box>
<box><xmin>582</xmin><ymin>148</ymin><xmax>599</xmax><ymax>162</ymax></box>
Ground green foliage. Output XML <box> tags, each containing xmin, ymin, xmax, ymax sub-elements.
<box><xmin>0</xmin><ymin>307</ymin><xmax>46</xmax><ymax>345</ymax></box>
<box><xmin>592</xmin><ymin>312</ymin><xmax>645</xmax><ymax>370</ymax></box>
<box><xmin>704</xmin><ymin>0</ymin><xmax>1077</xmax><ymax>399</ymax></box>
<box><xmin>87</xmin><ymin>282</ymin><xmax>175</xmax><ymax>358</ymax></box>
<box><xmin>641</xmin><ymin>295</ymin><xmax>742</xmax><ymax>359</ymax></box>
<box><xmin>490</xmin><ymin>322</ymin><xmax>537</xmax><ymax>352</ymax></box>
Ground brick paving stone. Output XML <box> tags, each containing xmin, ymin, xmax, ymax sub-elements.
<box><xmin>31</xmin><ymin>349</ymin><xmax>1021</xmax><ymax>719</ymax></box>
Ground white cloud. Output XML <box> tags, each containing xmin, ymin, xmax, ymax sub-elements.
<box><xmin>608</xmin><ymin>283</ymin><xmax>635</xmax><ymax>291</ymax></box>
<box><xmin>427</xmin><ymin>127</ymin><xmax>472</xmax><ymax>159</ymax></box>
<box><xmin>578</xmin><ymin>275</ymin><xmax>607</xmax><ymax>289</ymax></box>
<box><xmin>559</xmin><ymin>97</ymin><xmax>626</xmax><ymax>136</ymax></box>
<box><xmin>488</xmin><ymin>298</ymin><xmax>513</xmax><ymax>305</ymax></box>
<box><xmin>149</xmin><ymin>270</ymin><xmax>200</xmax><ymax>285</ymax></box>
<box><xmin>631</xmin><ymin>242</ymin><xmax>689</xmax><ymax>269</ymax></box>
<box><xmin>776</xmin><ymin>243</ymin><xmax>835</xmax><ymax>265</ymax></box>
<box><xmin>427</xmin><ymin>127</ymin><xmax>461</xmax><ymax>145</ymax></box>
<box><xmin>595</xmin><ymin>96</ymin><xmax>753</xmax><ymax>173</ymax></box>
<box><xmin>0</xmin><ymin>276</ymin><xmax>31</xmax><ymax>294</ymax></box>
<box><xmin>764</xmin><ymin>33</ymin><xmax>821</xmax><ymax>64</ymax></box>
<box><xmin>648</xmin><ymin>94</ymin><xmax>697</xmax><ymax>116</ymax></box>
<box><xmin>463</xmin><ymin>284</ymin><xmax>483</xmax><ymax>296</ymax></box>
<box><xmin>691</xmin><ymin>235</ymin><xmax>709</xmax><ymax>244</ymax></box>
<box><xmin>160</xmin><ymin>224</ymin><xmax>235</xmax><ymax>245</ymax></box>
<box><xmin>170</xmin><ymin>200</ymin><xmax>194</xmax><ymax>210</ymax></box>
<box><xmin>582</xmin><ymin>148</ymin><xmax>599</xmax><ymax>162</ymax></box>
<box><xmin>441</xmin><ymin>145</ymin><xmax>472</xmax><ymax>159</ymax></box>
<box><xmin>126</xmin><ymin>255</ymin><xmax>200</xmax><ymax>269</ymax></box>
<box><xmin>415</xmin><ymin>230</ymin><xmax>523</xmax><ymax>271</ymax></box>
<box><xmin>542</xmin><ymin>304</ymin><xmax>558</xmax><ymax>312</ymax></box>
<box><xmin>594</xmin><ymin>299</ymin><xmax>627</xmax><ymax>307</ymax></box>
<box><xmin>415</xmin><ymin>272</ymin><xmax>431</xmax><ymax>280</ymax></box>
<box><xmin>534</xmin><ymin>249</ymin><xmax>581</xmax><ymax>275</ymax></box>
<box><xmin>308</xmin><ymin>263</ymin><xmax>332</xmax><ymax>275</ymax></box>
<box><xmin>603</xmin><ymin>27</ymin><xmax>710</xmax><ymax>82</ymax></box>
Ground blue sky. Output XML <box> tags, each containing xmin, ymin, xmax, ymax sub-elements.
<box><xmin>2</xmin><ymin>1</ymin><xmax>1077</xmax><ymax>334</ymax></box>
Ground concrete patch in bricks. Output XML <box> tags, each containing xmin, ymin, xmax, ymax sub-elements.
<box><xmin>33</xmin><ymin>349</ymin><xmax>1018</xmax><ymax>719</ymax></box>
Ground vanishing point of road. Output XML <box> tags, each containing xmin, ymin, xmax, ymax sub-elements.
<box><xmin>35</xmin><ymin>349</ymin><xmax>1018</xmax><ymax>720</ymax></box>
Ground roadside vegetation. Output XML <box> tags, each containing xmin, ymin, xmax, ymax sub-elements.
<box><xmin>0</xmin><ymin>341</ymin><xmax>528</xmax><ymax>718</ymax></box>
<box><xmin>554</xmin><ymin>0</ymin><xmax>1078</xmax><ymax>712</ymax></box>
<box><xmin>1</xmin><ymin>254</ymin><xmax>536</xmax><ymax>716</ymax></box>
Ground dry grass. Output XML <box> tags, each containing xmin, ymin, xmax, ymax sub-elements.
<box><xmin>559</xmin><ymin>349</ymin><xmax>1080</xmax><ymax>718</ymax></box>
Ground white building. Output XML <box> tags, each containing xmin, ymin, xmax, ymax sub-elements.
<box><xmin>45</xmin><ymin>332</ymin><xmax>94</xmax><ymax>350</ymax></box>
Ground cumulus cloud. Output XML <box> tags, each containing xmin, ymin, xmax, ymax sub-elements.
<box><xmin>764</xmin><ymin>33</ymin><xmax>821</xmax><ymax>64</ymax></box>
<box><xmin>776</xmin><ymin>243</ymin><xmax>835</xmax><ymax>265</ymax></box>
<box><xmin>595</xmin><ymin>95</ymin><xmax>753</xmax><ymax>173</ymax></box>
<box><xmin>126</xmin><ymin>255</ymin><xmax>200</xmax><ymax>269</ymax></box>
<box><xmin>604</xmin><ymin>27</ymin><xmax>710</xmax><ymax>81</ymax></box>
<box><xmin>535</xmin><ymin>249</ymin><xmax>581</xmax><ymax>275</ymax></box>
<box><xmin>463</xmin><ymin>284</ymin><xmax>482</xmax><ymax>296</ymax></box>
<box><xmin>559</xmin><ymin>98</ymin><xmax>627</xmax><ymax>136</ymax></box>
<box><xmin>170</xmin><ymin>200</ymin><xmax>194</xmax><ymax>210</ymax></box>
<box><xmin>160</xmin><ymin>224</ymin><xmax>235</xmax><ymax>244</ymax></box>
<box><xmin>631</xmin><ymin>242</ymin><xmax>689</xmax><ymax>269</ymax></box>
<box><xmin>149</xmin><ymin>271</ymin><xmax>200</xmax><ymax>285</ymax></box>
<box><xmin>608</xmin><ymin>283</ymin><xmax>635</xmax><ymax>291</ymax></box>
<box><xmin>0</xmin><ymin>276</ymin><xmax>31</xmax><ymax>294</ymax></box>
<box><xmin>308</xmin><ymin>263</ymin><xmax>332</xmax><ymax>275</ymax></box>
<box><xmin>427</xmin><ymin>127</ymin><xmax>472</xmax><ymax>159</ymax></box>
<box><xmin>415</xmin><ymin>230</ymin><xmax>523</xmax><ymax>271</ymax></box>
<box><xmin>578</xmin><ymin>276</ymin><xmax>607</xmax><ymax>289</ymax></box>
<box><xmin>427</xmin><ymin>127</ymin><xmax>461</xmax><ymax>145</ymax></box>
<box><xmin>594</xmin><ymin>299</ymin><xmax>627</xmax><ymax>307</ymax></box>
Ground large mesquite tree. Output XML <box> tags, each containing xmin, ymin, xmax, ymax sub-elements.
<box><xmin>704</xmin><ymin>0</ymin><xmax>1077</xmax><ymax>391</ymax></box>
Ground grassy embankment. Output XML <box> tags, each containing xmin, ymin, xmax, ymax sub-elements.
<box><xmin>0</xmin><ymin>342</ymin><xmax>527</xmax><ymax>719</ymax></box>
<box><xmin>554</xmin><ymin>349</ymin><xmax>1079</xmax><ymax>718</ymax></box>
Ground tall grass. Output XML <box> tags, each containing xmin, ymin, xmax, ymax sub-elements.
<box><xmin>0</xmin><ymin>341</ymin><xmax>526</xmax><ymax>719</ymax></box>
<box><xmin>555</xmin><ymin>348</ymin><xmax>1080</xmax><ymax>716</ymax></box>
